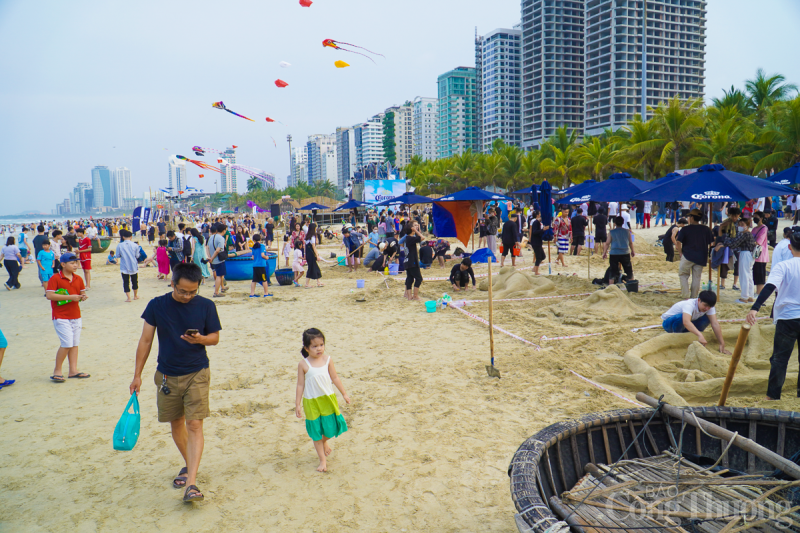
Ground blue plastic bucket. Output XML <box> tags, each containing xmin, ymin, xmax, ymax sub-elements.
<box><xmin>337</xmin><ymin>256</ymin><xmax>346</xmax><ymax>266</ymax></box>
<box><xmin>389</xmin><ymin>263</ymin><xmax>399</xmax><ymax>275</ymax></box>
<box><xmin>356</xmin><ymin>279</ymin><xmax>365</xmax><ymax>289</ymax></box>
<box><xmin>425</xmin><ymin>300</ymin><xmax>437</xmax><ymax>313</ymax></box>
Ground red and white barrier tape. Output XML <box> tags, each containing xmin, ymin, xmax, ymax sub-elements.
<box><xmin>567</xmin><ymin>370</ymin><xmax>646</xmax><ymax>407</ymax></box>
<box><xmin>631</xmin><ymin>316</ymin><xmax>771</xmax><ymax>332</ymax></box>
<box><xmin>450</xmin><ymin>305</ymin><xmax>541</xmax><ymax>351</ymax></box>
<box><xmin>449</xmin><ymin>305</ymin><xmax>643</xmax><ymax>406</ymax></box>
<box><xmin>541</xmin><ymin>332</ymin><xmax>606</xmax><ymax>342</ymax></box>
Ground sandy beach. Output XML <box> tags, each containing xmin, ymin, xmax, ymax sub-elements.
<box><xmin>2</xmin><ymin>222</ymin><xmax>800</xmax><ymax>532</ymax></box>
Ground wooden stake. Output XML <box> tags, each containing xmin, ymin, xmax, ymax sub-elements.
<box><xmin>637</xmin><ymin>392</ymin><xmax>800</xmax><ymax>479</ymax></box>
<box><xmin>718</xmin><ymin>324</ymin><xmax>752</xmax><ymax>407</ymax></box>
<box><xmin>716</xmin><ymin>266</ymin><xmax>721</xmax><ymax>302</ymax></box>
<box><xmin>485</xmin><ymin>256</ymin><xmax>500</xmax><ymax>378</ymax></box>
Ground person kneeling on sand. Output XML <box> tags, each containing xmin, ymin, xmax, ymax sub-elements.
<box><xmin>661</xmin><ymin>290</ymin><xmax>731</xmax><ymax>355</ymax></box>
<box><xmin>130</xmin><ymin>263</ymin><xmax>222</xmax><ymax>503</ymax></box>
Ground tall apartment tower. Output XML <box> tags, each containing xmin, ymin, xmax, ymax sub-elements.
<box><xmin>437</xmin><ymin>67</ymin><xmax>478</xmax><ymax>159</ymax></box>
<box><xmin>520</xmin><ymin>0</ymin><xmax>584</xmax><ymax>148</ymax></box>
<box><xmin>290</xmin><ymin>145</ymin><xmax>308</xmax><ymax>187</ymax></box>
<box><xmin>91</xmin><ymin>166</ymin><xmax>113</xmax><ymax>208</ymax></box>
<box><xmin>113</xmin><ymin>167</ymin><xmax>132</xmax><ymax>208</ymax></box>
<box><xmin>306</xmin><ymin>134</ymin><xmax>337</xmax><ymax>185</ymax></box>
<box><xmin>354</xmin><ymin>114</ymin><xmax>385</xmax><ymax>169</ymax></box>
<box><xmin>219</xmin><ymin>147</ymin><xmax>237</xmax><ymax>193</ymax></box>
<box><xmin>168</xmin><ymin>156</ymin><xmax>187</xmax><ymax>193</ymax></box>
<box><xmin>412</xmin><ymin>97</ymin><xmax>438</xmax><ymax>161</ymax></box>
<box><xmin>476</xmin><ymin>26</ymin><xmax>523</xmax><ymax>152</ymax></box>
<box><xmin>584</xmin><ymin>0</ymin><xmax>706</xmax><ymax>136</ymax></box>
<box><xmin>336</xmin><ymin>127</ymin><xmax>358</xmax><ymax>190</ymax></box>
<box><xmin>383</xmin><ymin>103</ymin><xmax>413</xmax><ymax>168</ymax></box>
<box><xmin>72</xmin><ymin>182</ymin><xmax>92</xmax><ymax>213</ymax></box>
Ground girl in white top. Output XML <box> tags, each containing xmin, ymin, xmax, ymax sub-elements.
<box><xmin>291</xmin><ymin>240</ymin><xmax>305</xmax><ymax>286</ymax></box>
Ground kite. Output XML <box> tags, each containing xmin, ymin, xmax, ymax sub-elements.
<box><xmin>270</xmin><ymin>136</ymin><xmax>277</xmax><ymax>148</ymax></box>
<box><xmin>199</xmin><ymin>174</ymin><xmax>204</xmax><ymax>178</ymax></box>
<box><xmin>192</xmin><ymin>145</ymin><xmax>236</xmax><ymax>156</ymax></box>
<box><xmin>275</xmin><ymin>79</ymin><xmax>289</xmax><ymax>88</ymax></box>
<box><xmin>334</xmin><ymin>60</ymin><xmax>350</xmax><ymax>68</ymax></box>
<box><xmin>322</xmin><ymin>39</ymin><xmax>385</xmax><ymax>63</ymax></box>
<box><xmin>265</xmin><ymin>117</ymin><xmax>287</xmax><ymax>126</ymax></box>
<box><xmin>175</xmin><ymin>155</ymin><xmax>223</xmax><ymax>174</ymax></box>
<box><xmin>212</xmin><ymin>101</ymin><xmax>255</xmax><ymax>122</ymax></box>
<box><xmin>265</xmin><ymin>117</ymin><xmax>274</xmax><ymax>122</ymax></box>
<box><xmin>279</xmin><ymin>61</ymin><xmax>291</xmax><ymax>68</ymax></box>
<box><xmin>299</xmin><ymin>0</ymin><xmax>312</xmax><ymax>6</ymax></box>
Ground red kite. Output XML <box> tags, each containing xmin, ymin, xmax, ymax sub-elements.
<box><xmin>299</xmin><ymin>0</ymin><xmax>312</xmax><ymax>6</ymax></box>
<box><xmin>275</xmin><ymin>79</ymin><xmax>289</xmax><ymax>88</ymax></box>
<box><xmin>322</xmin><ymin>39</ymin><xmax>384</xmax><ymax>64</ymax></box>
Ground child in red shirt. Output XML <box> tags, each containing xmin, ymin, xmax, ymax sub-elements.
<box><xmin>75</xmin><ymin>227</ymin><xmax>93</xmax><ymax>289</ymax></box>
<box><xmin>45</xmin><ymin>252</ymin><xmax>90</xmax><ymax>382</ymax></box>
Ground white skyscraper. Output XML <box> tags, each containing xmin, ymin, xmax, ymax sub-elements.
<box><xmin>354</xmin><ymin>114</ymin><xmax>385</xmax><ymax>168</ymax></box>
<box><xmin>290</xmin><ymin>145</ymin><xmax>308</xmax><ymax>188</ymax></box>
<box><xmin>112</xmin><ymin>167</ymin><xmax>132</xmax><ymax>208</ymax></box>
<box><xmin>219</xmin><ymin>147</ymin><xmax>237</xmax><ymax>193</ymax></box>
<box><xmin>168</xmin><ymin>156</ymin><xmax>187</xmax><ymax>192</ymax></box>
<box><xmin>477</xmin><ymin>26</ymin><xmax>522</xmax><ymax>151</ymax></box>
<box><xmin>383</xmin><ymin>104</ymin><xmax>414</xmax><ymax>168</ymax></box>
<box><xmin>335</xmin><ymin>127</ymin><xmax>358</xmax><ymax>191</ymax></box>
<box><xmin>412</xmin><ymin>97</ymin><xmax>438</xmax><ymax>161</ymax></box>
<box><xmin>306</xmin><ymin>134</ymin><xmax>337</xmax><ymax>185</ymax></box>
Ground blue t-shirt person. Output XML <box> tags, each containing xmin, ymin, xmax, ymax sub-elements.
<box><xmin>251</xmin><ymin>243</ymin><xmax>267</xmax><ymax>267</ymax></box>
<box><xmin>141</xmin><ymin>293</ymin><xmax>222</xmax><ymax>376</ymax></box>
<box><xmin>37</xmin><ymin>249</ymin><xmax>55</xmax><ymax>282</ymax></box>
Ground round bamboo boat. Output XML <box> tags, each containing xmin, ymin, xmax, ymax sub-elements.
<box><xmin>509</xmin><ymin>406</ymin><xmax>800</xmax><ymax>532</ymax></box>
<box><xmin>91</xmin><ymin>237</ymin><xmax>112</xmax><ymax>254</ymax></box>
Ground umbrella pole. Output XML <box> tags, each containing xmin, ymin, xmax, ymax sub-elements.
<box><xmin>707</xmin><ymin>203</ymin><xmax>713</xmax><ymax>287</ymax></box>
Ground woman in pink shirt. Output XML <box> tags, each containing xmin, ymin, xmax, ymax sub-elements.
<box><xmin>752</xmin><ymin>212</ymin><xmax>770</xmax><ymax>295</ymax></box>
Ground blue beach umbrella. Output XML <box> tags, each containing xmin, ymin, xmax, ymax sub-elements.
<box><xmin>631</xmin><ymin>164</ymin><xmax>796</xmax><ymax>202</ymax></box>
<box><xmin>558</xmin><ymin>179</ymin><xmax>596</xmax><ymax>198</ymax></box>
<box><xmin>333</xmin><ymin>200</ymin><xmax>369</xmax><ymax>212</ymax></box>
<box><xmin>436</xmin><ymin>186</ymin><xmax>514</xmax><ymax>202</ymax></box>
<box><xmin>555</xmin><ymin>180</ymin><xmax>599</xmax><ymax>205</ymax></box>
<box><xmin>374</xmin><ymin>191</ymin><xmax>433</xmax><ymax>207</ymax></box>
<box><xmin>644</xmin><ymin>172</ymin><xmax>683</xmax><ymax>189</ymax></box>
<box><xmin>539</xmin><ymin>179</ymin><xmax>553</xmax><ymax>242</ymax></box>
<box><xmin>579</xmin><ymin>172</ymin><xmax>650</xmax><ymax>203</ymax></box>
<box><xmin>298</xmin><ymin>202</ymin><xmax>330</xmax><ymax>211</ymax></box>
<box><xmin>767</xmin><ymin>163</ymin><xmax>800</xmax><ymax>186</ymax></box>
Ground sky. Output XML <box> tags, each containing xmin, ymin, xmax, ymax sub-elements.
<box><xmin>0</xmin><ymin>0</ymin><xmax>798</xmax><ymax>215</ymax></box>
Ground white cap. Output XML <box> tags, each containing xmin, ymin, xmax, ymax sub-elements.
<box><xmin>621</xmin><ymin>204</ymin><xmax>629</xmax><ymax>210</ymax></box>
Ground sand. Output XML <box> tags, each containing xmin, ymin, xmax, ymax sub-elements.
<box><xmin>1</xmin><ymin>220</ymin><xmax>797</xmax><ymax>531</ymax></box>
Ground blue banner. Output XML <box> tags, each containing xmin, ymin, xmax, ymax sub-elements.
<box><xmin>142</xmin><ymin>207</ymin><xmax>151</xmax><ymax>226</ymax></box>
<box><xmin>132</xmin><ymin>206</ymin><xmax>142</xmax><ymax>233</ymax></box>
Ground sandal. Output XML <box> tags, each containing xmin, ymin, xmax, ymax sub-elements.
<box><xmin>183</xmin><ymin>485</ymin><xmax>204</xmax><ymax>502</ymax></box>
<box><xmin>173</xmin><ymin>467</ymin><xmax>188</xmax><ymax>488</ymax></box>
<box><xmin>68</xmin><ymin>373</ymin><xmax>91</xmax><ymax>379</ymax></box>
<box><xmin>0</xmin><ymin>379</ymin><xmax>15</xmax><ymax>387</ymax></box>
<box><xmin>50</xmin><ymin>375</ymin><xmax>65</xmax><ymax>382</ymax></box>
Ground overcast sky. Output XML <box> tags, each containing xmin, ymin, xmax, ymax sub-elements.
<box><xmin>1</xmin><ymin>0</ymin><xmax>798</xmax><ymax>215</ymax></box>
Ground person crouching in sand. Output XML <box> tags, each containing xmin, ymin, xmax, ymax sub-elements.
<box><xmin>295</xmin><ymin>328</ymin><xmax>350</xmax><ymax>472</ymax></box>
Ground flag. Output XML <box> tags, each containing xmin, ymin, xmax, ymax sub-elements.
<box><xmin>142</xmin><ymin>207</ymin><xmax>151</xmax><ymax>225</ymax></box>
<box><xmin>132</xmin><ymin>206</ymin><xmax>142</xmax><ymax>233</ymax></box>
<box><xmin>432</xmin><ymin>201</ymin><xmax>474</xmax><ymax>246</ymax></box>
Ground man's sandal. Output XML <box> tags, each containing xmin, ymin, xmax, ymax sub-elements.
<box><xmin>183</xmin><ymin>485</ymin><xmax>204</xmax><ymax>502</ymax></box>
<box><xmin>173</xmin><ymin>467</ymin><xmax>188</xmax><ymax>488</ymax></box>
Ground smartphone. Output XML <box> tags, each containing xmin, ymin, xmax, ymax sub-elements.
<box><xmin>185</xmin><ymin>329</ymin><xmax>199</xmax><ymax>336</ymax></box>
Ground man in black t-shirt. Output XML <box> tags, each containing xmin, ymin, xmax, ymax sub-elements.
<box><xmin>450</xmin><ymin>258</ymin><xmax>476</xmax><ymax>290</ymax></box>
<box><xmin>130</xmin><ymin>263</ymin><xmax>221</xmax><ymax>503</ymax></box>
<box><xmin>157</xmin><ymin>219</ymin><xmax>167</xmax><ymax>238</ymax></box>
<box><xmin>500</xmin><ymin>213</ymin><xmax>521</xmax><ymax>267</ymax></box>
<box><xmin>593</xmin><ymin>208</ymin><xmax>608</xmax><ymax>252</ymax></box>
<box><xmin>570</xmin><ymin>213</ymin><xmax>588</xmax><ymax>256</ymax></box>
<box><xmin>676</xmin><ymin>209</ymin><xmax>714</xmax><ymax>298</ymax></box>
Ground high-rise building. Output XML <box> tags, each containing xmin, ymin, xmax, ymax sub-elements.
<box><xmin>521</xmin><ymin>0</ymin><xmax>585</xmax><ymax>147</ymax></box>
<box><xmin>72</xmin><ymin>182</ymin><xmax>92</xmax><ymax>213</ymax></box>
<box><xmin>112</xmin><ymin>167</ymin><xmax>132</xmax><ymax>209</ymax></box>
<box><xmin>290</xmin><ymin>145</ymin><xmax>308</xmax><ymax>187</ymax></box>
<box><xmin>306</xmin><ymin>134</ymin><xmax>337</xmax><ymax>185</ymax></box>
<box><xmin>336</xmin><ymin>127</ymin><xmax>358</xmax><ymax>190</ymax></box>
<box><xmin>383</xmin><ymin>103</ymin><xmax>413</xmax><ymax>168</ymax></box>
<box><xmin>354</xmin><ymin>114</ymin><xmax>385</xmax><ymax>169</ymax></box>
<box><xmin>477</xmin><ymin>26</ymin><xmax>523</xmax><ymax>151</ymax></box>
<box><xmin>168</xmin><ymin>156</ymin><xmax>187</xmax><ymax>193</ymax></box>
<box><xmin>412</xmin><ymin>97</ymin><xmax>438</xmax><ymax>161</ymax></box>
<box><xmin>584</xmin><ymin>0</ymin><xmax>706</xmax><ymax>136</ymax></box>
<box><xmin>91</xmin><ymin>166</ymin><xmax>113</xmax><ymax>208</ymax></box>
<box><xmin>219</xmin><ymin>147</ymin><xmax>237</xmax><ymax>193</ymax></box>
<box><xmin>437</xmin><ymin>67</ymin><xmax>478</xmax><ymax>159</ymax></box>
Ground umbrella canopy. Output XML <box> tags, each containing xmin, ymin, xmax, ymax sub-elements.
<box><xmin>631</xmin><ymin>164</ymin><xmax>797</xmax><ymax>202</ymax></box>
<box><xmin>644</xmin><ymin>172</ymin><xmax>683</xmax><ymax>190</ymax></box>
<box><xmin>436</xmin><ymin>186</ymin><xmax>514</xmax><ymax>202</ymax></box>
<box><xmin>575</xmin><ymin>172</ymin><xmax>650</xmax><ymax>203</ymax></box>
<box><xmin>333</xmin><ymin>199</ymin><xmax>369</xmax><ymax>212</ymax></box>
<box><xmin>374</xmin><ymin>191</ymin><xmax>434</xmax><ymax>207</ymax></box>
<box><xmin>511</xmin><ymin>186</ymin><xmax>534</xmax><ymax>195</ymax></box>
<box><xmin>539</xmin><ymin>179</ymin><xmax>554</xmax><ymax>241</ymax></box>
<box><xmin>767</xmin><ymin>163</ymin><xmax>800</xmax><ymax>186</ymax></box>
<box><xmin>298</xmin><ymin>202</ymin><xmax>330</xmax><ymax>211</ymax></box>
<box><xmin>555</xmin><ymin>180</ymin><xmax>599</xmax><ymax>205</ymax></box>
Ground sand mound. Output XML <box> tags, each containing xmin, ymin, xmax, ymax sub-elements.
<box><xmin>478</xmin><ymin>266</ymin><xmax>556</xmax><ymax>298</ymax></box>
<box><xmin>542</xmin><ymin>285</ymin><xmax>653</xmax><ymax>319</ymax></box>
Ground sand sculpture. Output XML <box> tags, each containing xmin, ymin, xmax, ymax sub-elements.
<box><xmin>596</xmin><ymin>322</ymin><xmax>798</xmax><ymax>405</ymax></box>
<box><xmin>478</xmin><ymin>266</ymin><xmax>556</xmax><ymax>299</ymax></box>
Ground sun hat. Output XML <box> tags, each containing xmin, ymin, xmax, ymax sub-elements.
<box><xmin>689</xmin><ymin>208</ymin><xmax>704</xmax><ymax>218</ymax></box>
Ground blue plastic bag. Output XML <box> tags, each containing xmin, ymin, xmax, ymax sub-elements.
<box><xmin>113</xmin><ymin>394</ymin><xmax>141</xmax><ymax>451</ymax></box>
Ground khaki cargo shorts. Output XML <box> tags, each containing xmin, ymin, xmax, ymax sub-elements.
<box><xmin>154</xmin><ymin>367</ymin><xmax>211</xmax><ymax>422</ymax></box>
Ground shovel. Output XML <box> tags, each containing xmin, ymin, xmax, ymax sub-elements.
<box><xmin>485</xmin><ymin>257</ymin><xmax>501</xmax><ymax>379</ymax></box>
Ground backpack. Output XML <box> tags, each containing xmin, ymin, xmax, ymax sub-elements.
<box><xmin>182</xmin><ymin>235</ymin><xmax>193</xmax><ymax>261</ymax></box>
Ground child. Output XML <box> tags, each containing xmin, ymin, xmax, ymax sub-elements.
<box><xmin>283</xmin><ymin>234</ymin><xmax>292</xmax><ymax>267</ymax></box>
<box><xmin>156</xmin><ymin>239</ymin><xmax>170</xmax><ymax>280</ymax></box>
<box><xmin>106</xmin><ymin>250</ymin><xmax>117</xmax><ymax>265</ymax></box>
<box><xmin>249</xmin><ymin>234</ymin><xmax>273</xmax><ymax>298</ymax></box>
<box><xmin>37</xmin><ymin>240</ymin><xmax>56</xmax><ymax>289</ymax></box>
<box><xmin>292</xmin><ymin>239</ymin><xmax>305</xmax><ymax>287</ymax></box>
<box><xmin>294</xmin><ymin>328</ymin><xmax>350</xmax><ymax>472</ymax></box>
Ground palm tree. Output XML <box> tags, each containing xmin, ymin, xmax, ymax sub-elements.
<box><xmin>247</xmin><ymin>176</ymin><xmax>263</xmax><ymax>192</ymax></box>
<box><xmin>712</xmin><ymin>85</ymin><xmax>752</xmax><ymax>116</ymax></box>
<box><xmin>745</xmin><ymin>69</ymin><xmax>799</xmax><ymax>126</ymax></box>
<box><xmin>753</xmin><ymin>96</ymin><xmax>800</xmax><ymax>174</ymax></box>
<box><xmin>499</xmin><ymin>145</ymin><xmax>525</xmax><ymax>191</ymax></box>
<box><xmin>446</xmin><ymin>151</ymin><xmax>477</xmax><ymax>190</ymax></box>
<box><xmin>627</xmin><ymin>97</ymin><xmax>704</xmax><ymax>172</ymax></box>
<box><xmin>540</xmin><ymin>146</ymin><xmax>580</xmax><ymax>189</ymax></box>
<box><xmin>575</xmin><ymin>137</ymin><xmax>616</xmax><ymax>180</ymax></box>
<box><xmin>686</xmin><ymin>118</ymin><xmax>755</xmax><ymax>173</ymax></box>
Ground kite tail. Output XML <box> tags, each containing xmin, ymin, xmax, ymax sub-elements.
<box><xmin>341</xmin><ymin>48</ymin><xmax>377</xmax><ymax>64</ymax></box>
<box><xmin>338</xmin><ymin>42</ymin><xmax>385</xmax><ymax>58</ymax></box>
<box><xmin>225</xmin><ymin>109</ymin><xmax>255</xmax><ymax>122</ymax></box>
